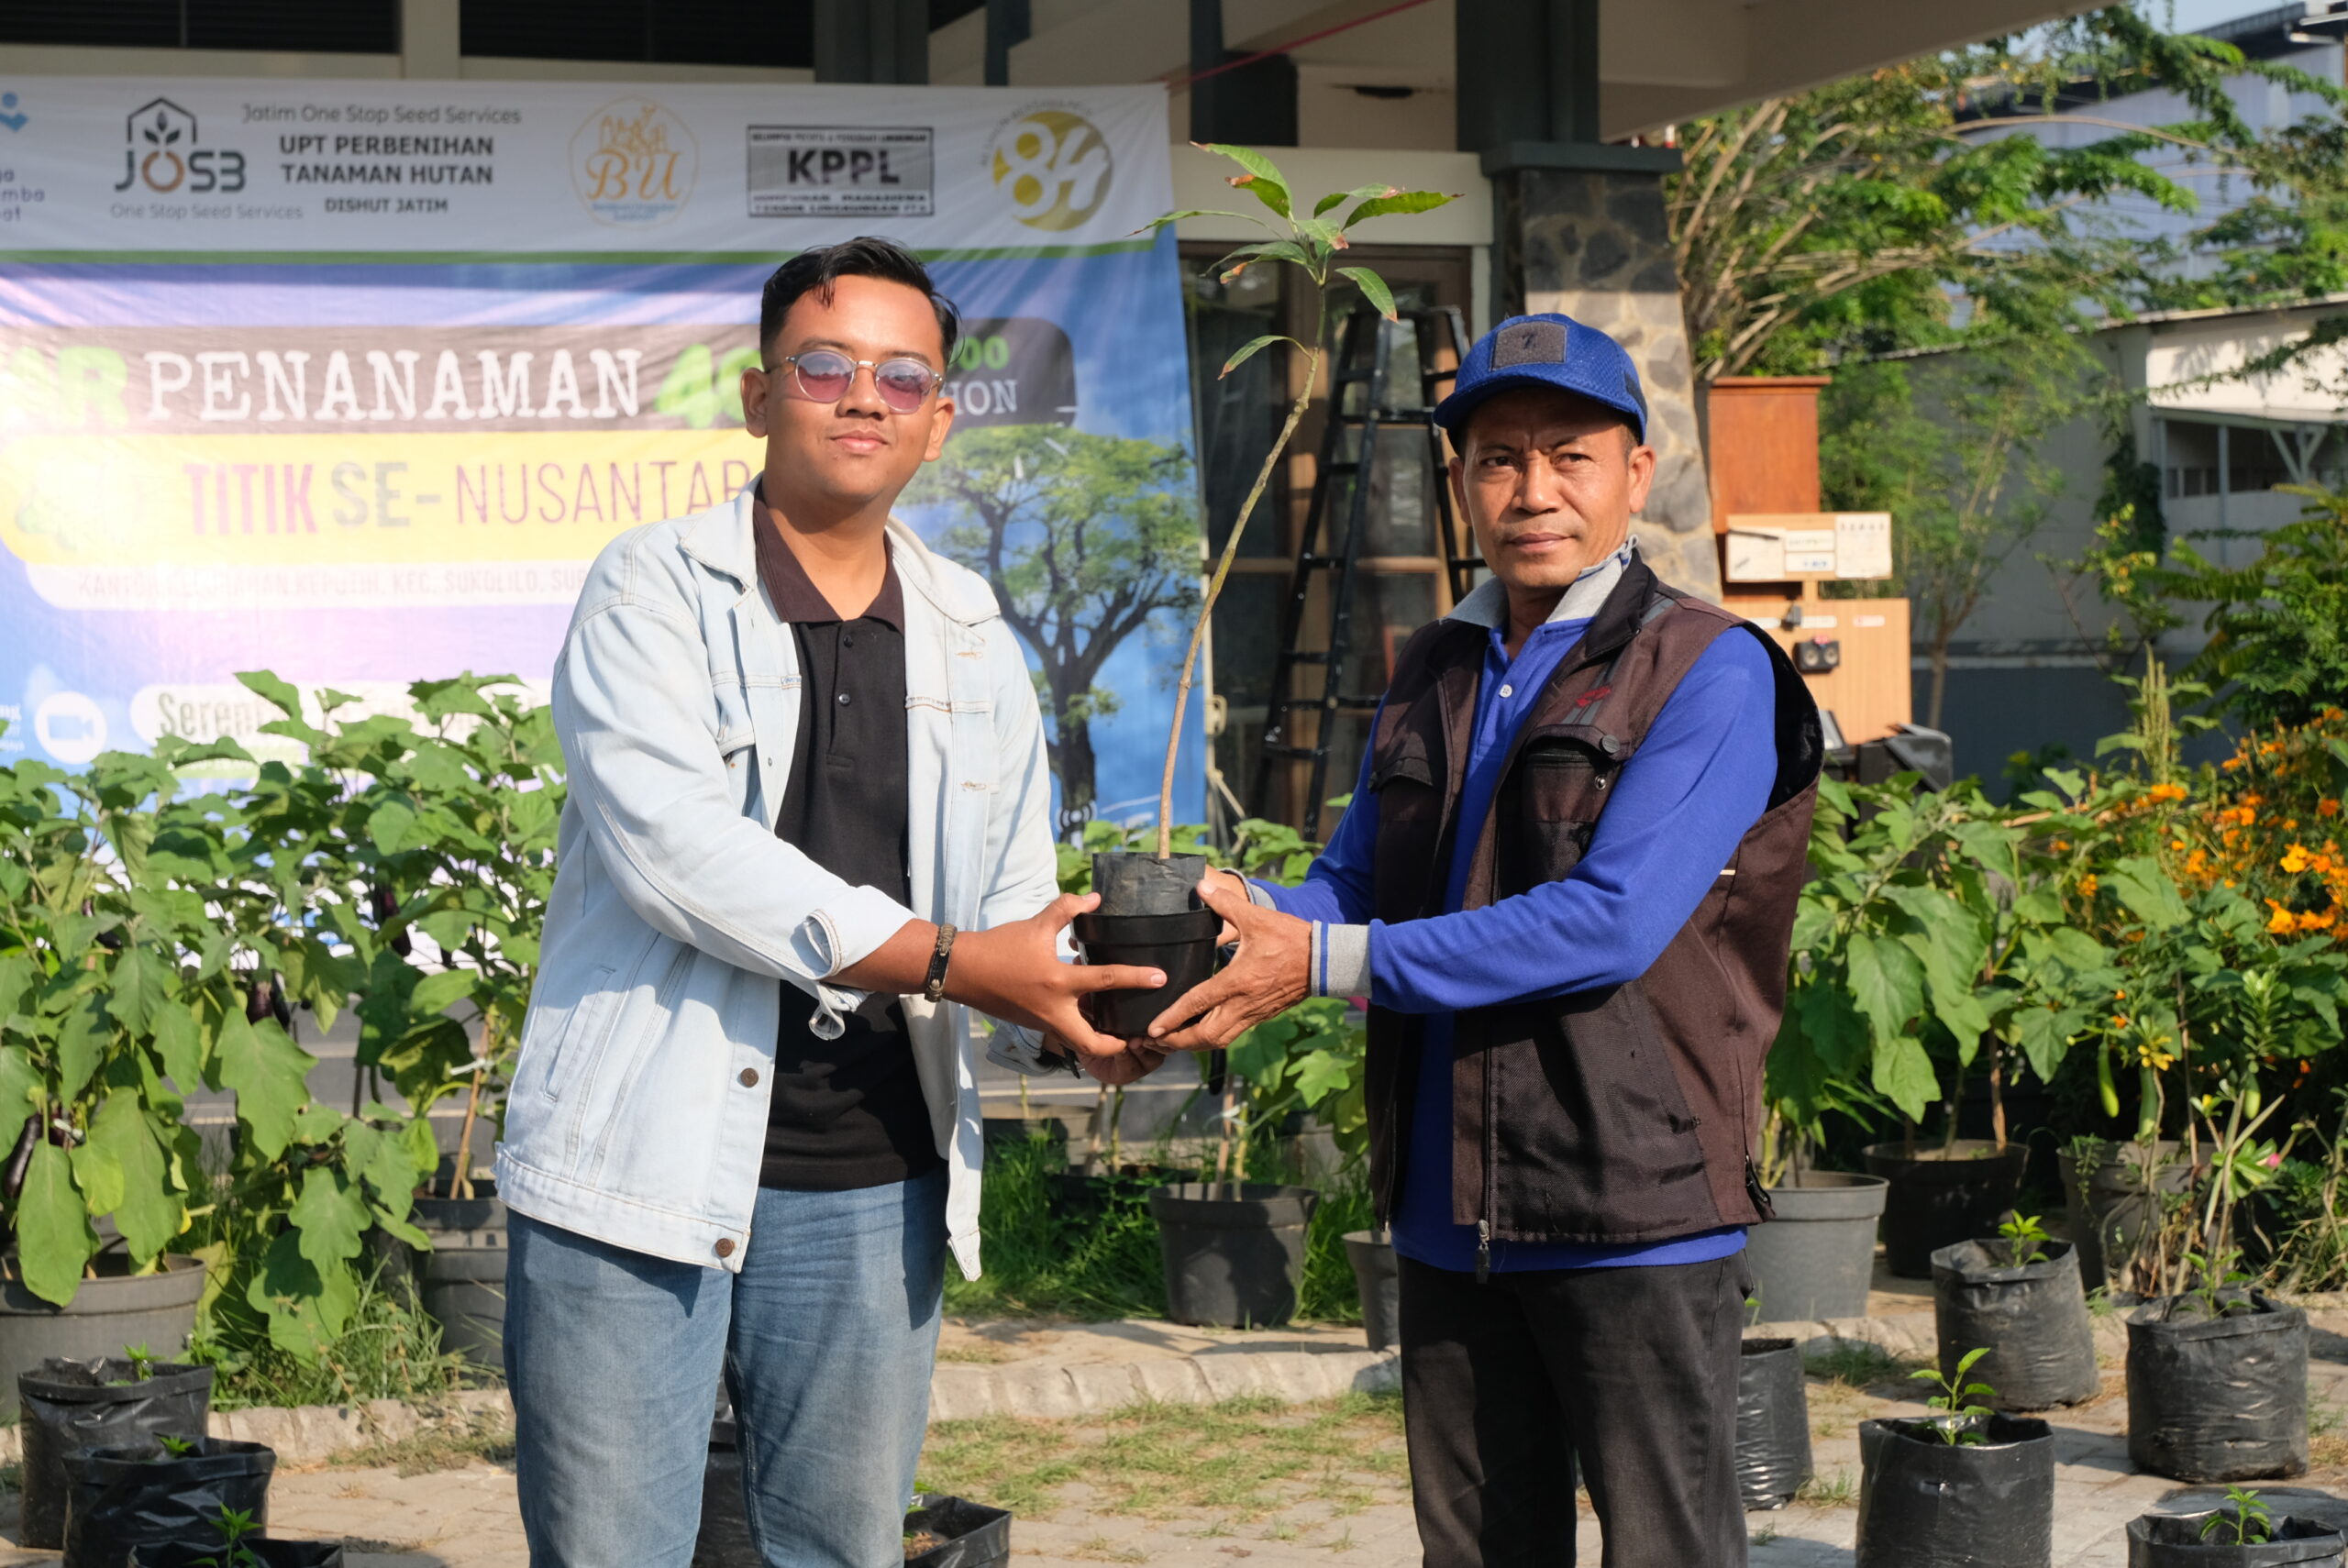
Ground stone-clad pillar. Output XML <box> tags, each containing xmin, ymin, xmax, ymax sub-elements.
<box><xmin>1490</xmin><ymin>153</ymin><xmax>1721</xmax><ymax>601</ymax></box>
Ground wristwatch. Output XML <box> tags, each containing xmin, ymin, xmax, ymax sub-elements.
<box><xmin>922</xmin><ymin>923</ymin><xmax>957</xmax><ymax>1003</ymax></box>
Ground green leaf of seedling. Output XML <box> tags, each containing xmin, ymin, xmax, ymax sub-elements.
<box><xmin>150</xmin><ymin>1003</ymin><xmax>206</xmax><ymax>1094</ymax></box>
<box><xmin>1845</xmin><ymin>931</ymin><xmax>1925</xmax><ymax>1046</ymax></box>
<box><xmin>368</xmin><ymin>796</ymin><xmax>425</xmax><ymax>856</ymax></box>
<box><xmin>1341</xmin><ymin>189</ymin><xmax>1457</xmax><ymax>228</ymax></box>
<box><xmin>1193</xmin><ymin>142</ymin><xmax>1293</xmax><ymax>217</ymax></box>
<box><xmin>2105</xmin><ymin>856</ymin><xmax>2188</xmax><ymax>929</ymax></box>
<box><xmin>1130</xmin><ymin>208</ymin><xmax>1259</xmax><ymax>237</ymax></box>
<box><xmin>1315</xmin><ymin>183</ymin><xmax>1398</xmax><ymax>218</ymax></box>
<box><xmin>17</xmin><ymin>1142</ymin><xmax>97</xmax><ymax>1308</ymax></box>
<box><xmin>372</xmin><ymin>1206</ymin><xmax>432</xmax><ymax>1250</ymax></box>
<box><xmin>0</xmin><ymin>1045</ymin><xmax>41</xmax><ymax>1156</ymax></box>
<box><xmin>290</xmin><ymin>1166</ymin><xmax>371</xmax><ymax>1276</ymax></box>
<box><xmin>244</xmin><ymin>1230</ymin><xmax>355</xmax><ymax>1363</ymax></box>
<box><xmin>55</xmin><ymin>991</ymin><xmax>111</xmax><ymax>1102</ymax></box>
<box><xmin>1871</xmin><ymin>1033</ymin><xmax>1941</xmax><ymax>1123</ymax></box>
<box><xmin>1335</xmin><ymin>266</ymin><xmax>1400</xmax><ymax>321</ymax></box>
<box><xmin>105</xmin><ymin>945</ymin><xmax>174</xmax><ymax>1036</ymax></box>
<box><xmin>1221</xmin><ymin>335</ymin><xmax>1299</xmax><ymax>379</ymax></box>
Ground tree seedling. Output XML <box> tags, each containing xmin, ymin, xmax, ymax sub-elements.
<box><xmin>1910</xmin><ymin>1346</ymin><xmax>1996</xmax><ymax>1445</ymax></box>
<box><xmin>124</xmin><ymin>1342</ymin><xmax>158</xmax><ymax>1380</ymax></box>
<box><xmin>155</xmin><ymin>1434</ymin><xmax>199</xmax><ymax>1458</ymax></box>
<box><xmin>191</xmin><ymin>1505</ymin><xmax>267</xmax><ymax>1568</ymax></box>
<box><xmin>2199</xmin><ymin>1485</ymin><xmax>2274</xmax><ymax>1546</ymax></box>
<box><xmin>1996</xmin><ymin>1212</ymin><xmax>2051</xmax><ymax>1267</ymax></box>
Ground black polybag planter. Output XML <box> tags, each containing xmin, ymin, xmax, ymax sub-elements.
<box><xmin>2061</xmin><ymin>1140</ymin><xmax>2189</xmax><ymax>1292</ymax></box>
<box><xmin>62</xmin><ymin>1435</ymin><xmax>276</xmax><ymax>1568</ymax></box>
<box><xmin>904</xmin><ymin>1494</ymin><xmax>1014</xmax><ymax>1568</ymax></box>
<box><xmin>18</xmin><ymin>1356</ymin><xmax>215</xmax><ymax>1550</ymax></box>
<box><xmin>1864</xmin><ymin>1141</ymin><xmax>2028</xmax><ymax>1278</ymax></box>
<box><xmin>1931</xmin><ymin>1240</ymin><xmax>2099</xmax><ymax>1410</ymax></box>
<box><xmin>1079</xmin><ymin>853</ymin><xmax>1219</xmax><ymax>1037</ymax></box>
<box><xmin>2128</xmin><ymin>1295</ymin><xmax>2309</xmax><ymax>1482</ymax></box>
<box><xmin>2125</xmin><ymin>1512</ymin><xmax>2347</xmax><ymax>1565</ymax></box>
<box><xmin>1148</xmin><ymin>1182</ymin><xmax>1318</xmax><ymax>1328</ymax></box>
<box><xmin>1855</xmin><ymin>1415</ymin><xmax>2053</xmax><ymax>1568</ymax></box>
<box><xmin>1734</xmin><ymin>1337</ymin><xmax>1812</xmax><ymax>1510</ymax></box>
<box><xmin>131</xmin><ymin>1543</ymin><xmax>347</xmax><ymax>1568</ymax></box>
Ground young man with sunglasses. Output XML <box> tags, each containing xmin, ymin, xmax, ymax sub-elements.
<box><xmin>498</xmin><ymin>238</ymin><xmax>1157</xmax><ymax>1566</ymax></box>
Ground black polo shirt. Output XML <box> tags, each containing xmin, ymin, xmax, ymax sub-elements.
<box><xmin>751</xmin><ymin>496</ymin><xmax>942</xmax><ymax>1192</ymax></box>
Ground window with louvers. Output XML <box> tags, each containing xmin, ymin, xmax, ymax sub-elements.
<box><xmin>0</xmin><ymin>0</ymin><xmax>398</xmax><ymax>51</ymax></box>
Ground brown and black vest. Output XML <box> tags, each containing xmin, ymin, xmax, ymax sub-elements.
<box><xmin>1364</xmin><ymin>555</ymin><xmax>1823</xmax><ymax>1245</ymax></box>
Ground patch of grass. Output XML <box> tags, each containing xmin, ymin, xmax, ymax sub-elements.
<box><xmin>916</xmin><ymin>1390</ymin><xmax>1409</xmax><ymax>1523</ymax></box>
<box><xmin>1805</xmin><ymin>1379</ymin><xmax>1873</xmax><ymax>1442</ymax></box>
<box><xmin>1804</xmin><ymin>1341</ymin><xmax>1924</xmax><ymax>1392</ymax></box>
<box><xmin>1752</xmin><ymin>1524</ymin><xmax>1780</xmax><ymax>1545</ymax></box>
<box><xmin>326</xmin><ymin>1416</ymin><xmax>515</xmax><ymax>1476</ymax></box>
<box><xmin>1796</xmin><ymin>1468</ymin><xmax>1856</xmax><ymax>1507</ymax></box>
<box><xmin>188</xmin><ymin>1261</ymin><xmax>477</xmax><ymax>1411</ymax></box>
<box><xmin>2312</xmin><ymin>1395</ymin><xmax>2348</xmax><ymax>1474</ymax></box>
<box><xmin>945</xmin><ymin>1135</ymin><xmax>1172</xmax><ymax>1320</ymax></box>
<box><xmin>1072</xmin><ymin>1539</ymin><xmax>1147</xmax><ymax>1563</ymax></box>
<box><xmin>338</xmin><ymin>1539</ymin><xmax>434</xmax><ymax>1554</ymax></box>
<box><xmin>936</xmin><ymin>1342</ymin><xmax>1013</xmax><ymax>1364</ymax></box>
<box><xmin>1299</xmin><ymin>1180</ymin><xmax>1373</xmax><ymax>1325</ymax></box>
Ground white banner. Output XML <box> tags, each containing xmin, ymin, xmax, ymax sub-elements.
<box><xmin>0</xmin><ymin>79</ymin><xmax>1171</xmax><ymax>258</ymax></box>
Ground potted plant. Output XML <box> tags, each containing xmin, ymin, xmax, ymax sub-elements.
<box><xmin>1080</xmin><ymin>147</ymin><xmax>1454</xmax><ymax>1029</ymax></box>
<box><xmin>63</xmin><ymin>1435</ymin><xmax>278</xmax><ymax>1568</ymax></box>
<box><xmin>2124</xmin><ymin>1489</ymin><xmax>2347</xmax><ymax>1566</ymax></box>
<box><xmin>268</xmin><ymin>673</ymin><xmax>563</xmax><ymax>1370</ymax></box>
<box><xmin>2061</xmin><ymin>1132</ymin><xmax>2190</xmax><ymax>1293</ymax></box>
<box><xmin>1929</xmin><ymin>1213</ymin><xmax>2099</xmax><ymax>1410</ymax></box>
<box><xmin>1734</xmin><ymin>1337</ymin><xmax>1812</xmax><ymax>1510</ymax></box>
<box><xmin>129</xmin><ymin>1506</ymin><xmax>347</xmax><ymax>1568</ymax></box>
<box><xmin>17</xmin><ymin>1348</ymin><xmax>215</xmax><ymax>1550</ymax></box>
<box><xmin>903</xmin><ymin>1493</ymin><xmax>1014</xmax><ymax>1568</ymax></box>
<box><xmin>1344</xmin><ymin>1226</ymin><xmax>1400</xmax><ymax>1352</ymax></box>
<box><xmin>2128</xmin><ymin>1251</ymin><xmax>2309</xmax><ymax>1483</ymax></box>
<box><xmin>1744</xmin><ymin>1087</ymin><xmax>1890</xmax><ymax>1323</ymax></box>
<box><xmin>1854</xmin><ymin>1349</ymin><xmax>2054</xmax><ymax>1568</ymax></box>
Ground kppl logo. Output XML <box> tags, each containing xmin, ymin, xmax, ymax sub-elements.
<box><xmin>571</xmin><ymin>97</ymin><xmax>697</xmax><ymax>227</ymax></box>
<box><xmin>116</xmin><ymin>97</ymin><xmax>245</xmax><ymax>194</ymax></box>
<box><xmin>989</xmin><ymin>109</ymin><xmax>1111</xmax><ymax>232</ymax></box>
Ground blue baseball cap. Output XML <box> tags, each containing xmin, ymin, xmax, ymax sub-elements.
<box><xmin>1433</xmin><ymin>313</ymin><xmax>1648</xmax><ymax>444</ymax></box>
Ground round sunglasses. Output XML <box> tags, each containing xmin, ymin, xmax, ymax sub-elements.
<box><xmin>768</xmin><ymin>349</ymin><xmax>943</xmax><ymax>413</ymax></box>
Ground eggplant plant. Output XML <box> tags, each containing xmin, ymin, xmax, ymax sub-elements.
<box><xmin>1136</xmin><ymin>145</ymin><xmax>1456</xmax><ymax>854</ymax></box>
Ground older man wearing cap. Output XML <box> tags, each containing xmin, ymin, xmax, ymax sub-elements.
<box><xmin>1139</xmin><ymin>314</ymin><xmax>1823</xmax><ymax>1566</ymax></box>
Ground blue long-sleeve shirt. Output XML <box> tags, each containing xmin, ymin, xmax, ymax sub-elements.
<box><xmin>1257</xmin><ymin>582</ymin><xmax>1778</xmax><ymax>1272</ymax></box>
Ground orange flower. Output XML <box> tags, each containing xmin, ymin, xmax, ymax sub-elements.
<box><xmin>2298</xmin><ymin>908</ymin><xmax>2338</xmax><ymax>933</ymax></box>
<box><xmin>2110</xmin><ymin>1014</ymin><xmax>2132</xmax><ymax>1029</ymax></box>
<box><xmin>2079</xmin><ymin>874</ymin><xmax>2100</xmax><ymax>897</ymax></box>
<box><xmin>2320</xmin><ymin>799</ymin><xmax>2342</xmax><ymax>818</ymax></box>
<box><xmin>2266</xmin><ymin>900</ymin><xmax>2298</xmax><ymax>934</ymax></box>
<box><xmin>2283</xmin><ymin>845</ymin><xmax>2315</xmax><ymax>874</ymax></box>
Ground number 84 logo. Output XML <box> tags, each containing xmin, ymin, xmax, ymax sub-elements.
<box><xmin>989</xmin><ymin>110</ymin><xmax>1112</xmax><ymax>233</ymax></box>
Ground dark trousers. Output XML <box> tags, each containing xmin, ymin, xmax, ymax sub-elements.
<box><xmin>1398</xmin><ymin>1252</ymin><xmax>1751</xmax><ymax>1568</ymax></box>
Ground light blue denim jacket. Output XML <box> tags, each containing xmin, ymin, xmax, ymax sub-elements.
<box><xmin>495</xmin><ymin>484</ymin><xmax>1065</xmax><ymax>1281</ymax></box>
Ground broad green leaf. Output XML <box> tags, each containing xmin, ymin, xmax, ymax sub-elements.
<box><xmin>372</xmin><ymin>1207</ymin><xmax>431</xmax><ymax>1250</ymax></box>
<box><xmin>16</xmin><ymin>1142</ymin><xmax>96</xmax><ymax>1308</ymax></box>
<box><xmin>1793</xmin><ymin>979</ymin><xmax>1867</xmax><ymax>1076</ymax></box>
<box><xmin>289</xmin><ymin>1166</ymin><xmax>371</xmax><ymax>1275</ymax></box>
<box><xmin>1130</xmin><ymin>207</ymin><xmax>1257</xmax><ymax>237</ymax></box>
<box><xmin>1845</xmin><ymin>931</ymin><xmax>1925</xmax><ymax>1047</ymax></box>
<box><xmin>1221</xmin><ymin>334</ymin><xmax>1295</xmax><ymax>379</ymax></box>
<box><xmin>0</xmin><ymin>954</ymin><xmax>33</xmax><ymax>1015</ymax></box>
<box><xmin>245</xmin><ymin>1230</ymin><xmax>357</xmax><ymax>1362</ymax></box>
<box><xmin>55</xmin><ymin>991</ymin><xmax>111</xmax><ymax>1101</ymax></box>
<box><xmin>214</xmin><ymin>1012</ymin><xmax>317</xmax><ymax>1161</ymax></box>
<box><xmin>1872</xmin><ymin>1032</ymin><xmax>1942</xmax><ymax>1122</ymax></box>
<box><xmin>1292</xmin><ymin>1048</ymin><xmax>1356</xmax><ymax>1106</ymax></box>
<box><xmin>105</xmin><ymin>944</ymin><xmax>173</xmax><ymax>1036</ymax></box>
<box><xmin>2105</xmin><ymin>856</ymin><xmax>2188</xmax><ymax>930</ymax></box>
<box><xmin>289</xmin><ymin>1100</ymin><xmax>346</xmax><ymax>1146</ymax></box>
<box><xmin>69</xmin><ymin>1136</ymin><xmax>124</xmax><ymax>1218</ymax></box>
<box><xmin>234</xmin><ymin>669</ymin><xmax>304</xmax><ymax>721</ymax></box>
<box><xmin>409</xmin><ymin>969</ymin><xmax>478</xmax><ymax>1018</ymax></box>
<box><xmin>1341</xmin><ymin>189</ymin><xmax>1456</xmax><ymax>228</ymax></box>
<box><xmin>1335</xmin><ymin>266</ymin><xmax>1399</xmax><ymax>321</ymax></box>
<box><xmin>1228</xmin><ymin>1021</ymin><xmax>1290</xmax><ymax>1086</ymax></box>
<box><xmin>86</xmin><ymin>1093</ymin><xmax>176</xmax><ymax>1264</ymax></box>
<box><xmin>368</xmin><ymin>797</ymin><xmax>424</xmax><ymax>856</ymax></box>
<box><xmin>2014</xmin><ymin>1005</ymin><xmax>2086</xmax><ymax>1086</ymax></box>
<box><xmin>150</xmin><ymin>1003</ymin><xmax>206</xmax><ymax>1093</ymax></box>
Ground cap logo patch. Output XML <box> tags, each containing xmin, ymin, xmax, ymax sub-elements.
<box><xmin>1492</xmin><ymin>320</ymin><xmax>1567</xmax><ymax>367</ymax></box>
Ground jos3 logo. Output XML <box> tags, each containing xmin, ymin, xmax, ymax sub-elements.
<box><xmin>988</xmin><ymin>109</ymin><xmax>1111</xmax><ymax>232</ymax></box>
<box><xmin>115</xmin><ymin>97</ymin><xmax>245</xmax><ymax>194</ymax></box>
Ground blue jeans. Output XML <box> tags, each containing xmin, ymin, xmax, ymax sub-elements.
<box><xmin>504</xmin><ymin>1169</ymin><xmax>947</xmax><ymax>1568</ymax></box>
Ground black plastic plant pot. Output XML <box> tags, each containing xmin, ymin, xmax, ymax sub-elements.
<box><xmin>1745</xmin><ymin>1171</ymin><xmax>1889</xmax><ymax>1322</ymax></box>
<box><xmin>409</xmin><ymin>1180</ymin><xmax>508</xmax><ymax>1372</ymax></box>
<box><xmin>1854</xmin><ymin>1414</ymin><xmax>2054</xmax><ymax>1568</ymax></box>
<box><xmin>2125</xmin><ymin>1512</ymin><xmax>2347</xmax><ymax>1566</ymax></box>
<box><xmin>1148</xmin><ymin>1182</ymin><xmax>1319</xmax><ymax>1329</ymax></box>
<box><xmin>1078</xmin><ymin>851</ymin><xmax>1219</xmax><ymax>1039</ymax></box>
<box><xmin>1734</xmin><ymin>1337</ymin><xmax>1812</xmax><ymax>1510</ymax></box>
<box><xmin>62</xmin><ymin>1435</ymin><xmax>277</xmax><ymax>1568</ymax></box>
<box><xmin>1344</xmin><ymin>1230</ymin><xmax>1401</xmax><ymax>1353</ymax></box>
<box><xmin>18</xmin><ymin>1355</ymin><xmax>216</xmax><ymax>1551</ymax></box>
<box><xmin>131</xmin><ymin>1543</ymin><xmax>347</xmax><ymax>1568</ymax></box>
<box><xmin>1047</xmin><ymin>1165</ymin><xmax>1184</xmax><ymax>1224</ymax></box>
<box><xmin>1863</xmin><ymin>1141</ymin><xmax>2029</xmax><ymax>1278</ymax></box>
<box><xmin>2127</xmin><ymin>1295</ymin><xmax>2309</xmax><ymax>1482</ymax></box>
<box><xmin>904</xmin><ymin>1493</ymin><xmax>1014</xmax><ymax>1568</ymax></box>
<box><xmin>0</xmin><ymin>1253</ymin><xmax>207</xmax><ymax>1421</ymax></box>
<box><xmin>1931</xmin><ymin>1240</ymin><xmax>2099</xmax><ymax>1410</ymax></box>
